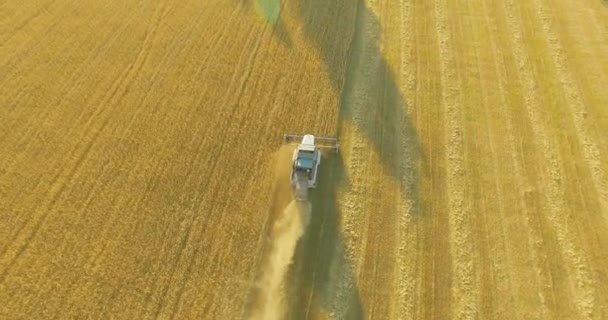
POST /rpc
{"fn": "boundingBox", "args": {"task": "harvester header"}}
[283,133,339,153]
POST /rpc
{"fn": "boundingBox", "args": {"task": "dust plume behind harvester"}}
[283,133,339,201]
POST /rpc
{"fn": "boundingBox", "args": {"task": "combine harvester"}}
[283,133,339,201]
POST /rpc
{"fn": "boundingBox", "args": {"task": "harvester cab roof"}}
[296,150,315,170]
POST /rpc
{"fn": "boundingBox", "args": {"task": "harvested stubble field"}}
[1,0,608,319]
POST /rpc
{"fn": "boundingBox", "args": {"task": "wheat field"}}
[1,0,607,319]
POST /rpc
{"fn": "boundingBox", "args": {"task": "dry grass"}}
[1,0,607,318]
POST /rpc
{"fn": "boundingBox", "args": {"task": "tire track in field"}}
[0,54,137,282]
[503,0,596,317]
[152,10,249,318]
[139,111,233,318]
[190,9,276,315]
[0,0,79,73]
[0,0,92,147]
[152,97,242,318]
[0,15,104,250]
[60,0,176,139]
[0,2,131,278]
[433,0,479,317]
[313,164,362,320]
[162,79,258,317]
[54,6,218,315]
[195,113,252,318]
[223,11,274,111]
[0,0,141,175]
[0,0,102,119]
[0,0,176,284]
[241,26,291,139]
[168,13,271,317]
[157,131,230,317]
[532,0,608,219]
[0,4,134,219]
[0,0,59,44]
[199,9,270,252]
[63,0,174,140]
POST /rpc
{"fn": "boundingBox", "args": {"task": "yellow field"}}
[1,0,607,318]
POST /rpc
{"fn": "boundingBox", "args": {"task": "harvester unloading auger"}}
[283,134,339,201]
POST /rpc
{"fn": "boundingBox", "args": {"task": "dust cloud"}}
[249,199,312,320]
[247,144,312,320]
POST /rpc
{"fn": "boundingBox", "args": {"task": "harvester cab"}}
[283,133,339,200]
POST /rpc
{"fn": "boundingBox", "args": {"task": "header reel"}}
[283,133,340,153]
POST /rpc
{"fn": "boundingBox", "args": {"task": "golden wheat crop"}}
[1,0,607,318]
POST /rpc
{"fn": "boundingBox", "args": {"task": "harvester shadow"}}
[290,0,423,215]
[237,0,423,316]
[285,153,364,319]
[272,18,293,47]
[235,0,423,214]
[281,1,423,316]
[236,0,292,46]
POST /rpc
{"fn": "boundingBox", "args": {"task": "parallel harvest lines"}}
[485,0,553,318]
[0,5,151,258]
[551,0,608,140]
[477,3,522,318]
[0,3,147,282]
[532,0,608,220]
[501,2,575,317]
[349,0,403,317]
[458,1,504,318]
[504,0,596,317]
[411,0,451,319]
[337,0,374,275]
[434,0,479,318]
[395,0,418,318]
[59,6,220,318]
